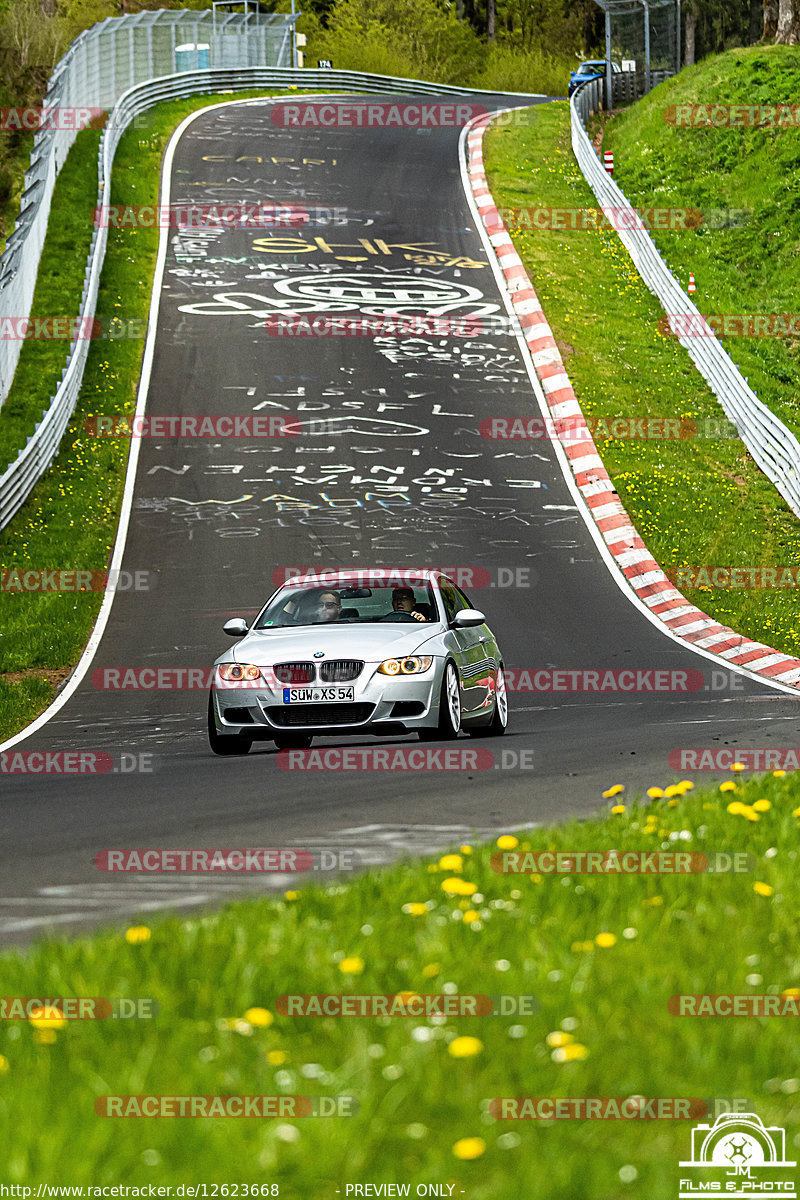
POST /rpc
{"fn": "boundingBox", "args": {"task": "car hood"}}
[227,623,444,665]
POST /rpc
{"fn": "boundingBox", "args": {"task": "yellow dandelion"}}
[611,804,626,814]
[28,1005,67,1031]
[552,1042,589,1062]
[781,987,800,997]
[460,845,473,855]
[422,963,440,978]
[719,782,737,793]
[402,903,429,916]
[731,762,746,772]
[125,925,151,944]
[338,956,365,975]
[0,1054,9,1072]
[773,770,786,778]
[595,932,617,948]
[448,1036,483,1059]
[243,1007,273,1028]
[267,1050,288,1065]
[664,785,683,798]
[441,877,477,896]
[453,1137,486,1160]
[602,784,624,798]
[753,882,773,897]
[284,890,300,901]
[497,835,519,850]
[462,909,479,924]
[646,787,664,799]
[727,801,746,815]
[752,799,771,812]
[546,1031,574,1047]
[439,854,463,872]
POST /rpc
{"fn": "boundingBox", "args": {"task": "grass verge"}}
[0,768,797,1190]
[604,45,800,441]
[484,100,800,660]
[0,127,102,471]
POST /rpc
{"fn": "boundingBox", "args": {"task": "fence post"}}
[605,9,612,111]
[642,0,651,94]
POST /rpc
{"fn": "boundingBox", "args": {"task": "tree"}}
[762,0,779,38]
[0,0,67,71]
[775,0,800,41]
[684,0,697,63]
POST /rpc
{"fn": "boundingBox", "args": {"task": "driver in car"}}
[391,587,427,622]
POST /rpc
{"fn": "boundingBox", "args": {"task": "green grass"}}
[0,88,330,743]
[604,46,800,442]
[0,128,101,473]
[484,99,800,661]
[0,769,797,1189]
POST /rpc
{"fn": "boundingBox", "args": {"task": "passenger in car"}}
[314,590,343,623]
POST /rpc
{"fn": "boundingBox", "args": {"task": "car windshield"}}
[577,62,605,73]
[253,582,439,628]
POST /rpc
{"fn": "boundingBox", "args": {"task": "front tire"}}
[207,694,252,756]
[419,661,461,741]
[482,662,506,734]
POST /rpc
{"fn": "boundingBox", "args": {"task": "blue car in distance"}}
[568,59,622,97]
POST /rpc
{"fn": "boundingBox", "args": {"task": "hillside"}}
[604,44,800,437]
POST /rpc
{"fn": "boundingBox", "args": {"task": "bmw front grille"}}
[320,659,364,683]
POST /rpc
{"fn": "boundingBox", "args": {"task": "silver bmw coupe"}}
[207,569,507,754]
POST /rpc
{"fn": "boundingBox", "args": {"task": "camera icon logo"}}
[681,1112,795,1171]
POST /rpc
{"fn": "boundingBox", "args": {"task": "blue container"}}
[175,43,210,71]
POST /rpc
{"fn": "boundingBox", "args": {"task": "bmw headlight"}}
[217,663,261,682]
[378,656,434,676]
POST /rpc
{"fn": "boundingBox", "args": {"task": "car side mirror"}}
[451,609,486,629]
[223,618,248,637]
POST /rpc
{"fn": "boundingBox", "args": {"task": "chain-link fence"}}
[592,0,679,108]
[0,9,294,407]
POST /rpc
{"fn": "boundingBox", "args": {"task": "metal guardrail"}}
[0,10,295,408]
[0,66,543,529]
[571,79,800,520]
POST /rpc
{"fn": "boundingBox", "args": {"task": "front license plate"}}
[283,687,355,703]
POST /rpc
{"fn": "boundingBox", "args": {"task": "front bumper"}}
[210,661,441,739]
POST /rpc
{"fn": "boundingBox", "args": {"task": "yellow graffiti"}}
[250,236,485,268]
[200,156,337,165]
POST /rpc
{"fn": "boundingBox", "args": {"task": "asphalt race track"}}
[1,94,798,943]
